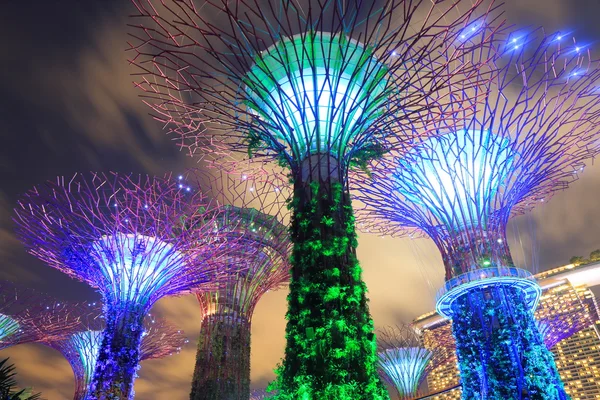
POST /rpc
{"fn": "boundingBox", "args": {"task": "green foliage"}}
[246,129,265,159]
[272,181,388,399]
[452,287,568,400]
[569,256,587,265]
[589,249,600,262]
[349,142,387,177]
[0,358,42,400]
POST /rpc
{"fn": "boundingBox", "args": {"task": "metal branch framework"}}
[14,172,244,400]
[354,30,600,399]
[187,170,291,400]
[355,29,600,277]
[0,280,96,350]
[129,0,500,175]
[44,314,186,400]
[128,0,504,397]
[377,324,449,399]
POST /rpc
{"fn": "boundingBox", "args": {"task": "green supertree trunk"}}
[190,316,251,400]
[452,287,568,400]
[274,174,387,399]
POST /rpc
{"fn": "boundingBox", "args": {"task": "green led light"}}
[245,32,388,159]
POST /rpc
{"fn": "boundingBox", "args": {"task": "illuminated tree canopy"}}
[14,172,245,399]
[0,280,95,351]
[355,29,600,399]
[188,171,291,400]
[356,30,600,278]
[377,324,448,399]
[130,0,500,175]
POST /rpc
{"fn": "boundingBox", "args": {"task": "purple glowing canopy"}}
[14,172,254,399]
[0,280,96,350]
[14,172,241,308]
[355,29,600,280]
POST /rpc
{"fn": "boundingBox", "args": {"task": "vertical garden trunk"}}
[451,287,568,400]
[190,315,251,400]
[89,303,146,400]
[276,160,387,399]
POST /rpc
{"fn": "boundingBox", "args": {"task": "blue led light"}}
[435,267,542,318]
[91,233,184,303]
[378,347,432,397]
[394,129,513,230]
[72,330,104,388]
[0,314,20,341]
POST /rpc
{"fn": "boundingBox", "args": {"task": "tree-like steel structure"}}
[0,280,95,350]
[355,29,600,399]
[377,324,447,399]
[129,1,500,397]
[44,314,187,400]
[187,171,291,400]
[14,172,241,400]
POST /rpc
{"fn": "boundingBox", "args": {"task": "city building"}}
[413,262,600,399]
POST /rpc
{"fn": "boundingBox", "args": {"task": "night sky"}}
[1,1,600,398]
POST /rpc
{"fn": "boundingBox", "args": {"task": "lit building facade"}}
[413,262,600,399]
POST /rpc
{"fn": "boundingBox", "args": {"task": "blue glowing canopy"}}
[91,233,184,304]
[394,129,514,231]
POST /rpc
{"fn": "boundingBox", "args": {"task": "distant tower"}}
[0,280,93,350]
[15,172,240,399]
[45,314,187,400]
[377,324,446,399]
[188,171,290,400]
[355,30,600,398]
[130,0,495,397]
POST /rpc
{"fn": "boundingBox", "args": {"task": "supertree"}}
[354,28,600,399]
[0,280,95,350]
[44,314,187,400]
[129,0,500,397]
[377,324,448,399]
[186,170,291,400]
[14,172,242,399]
